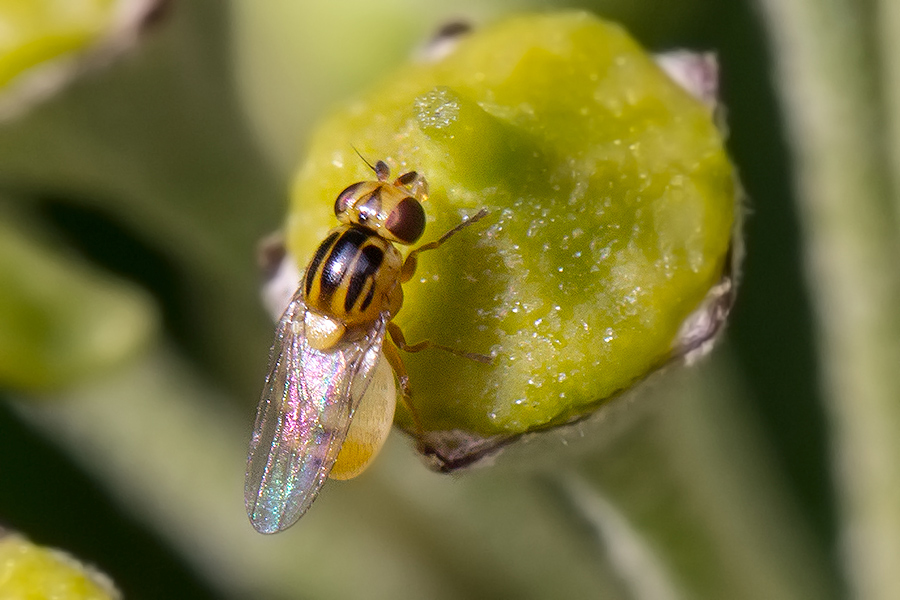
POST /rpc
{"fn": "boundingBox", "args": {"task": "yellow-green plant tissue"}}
[285,12,737,469]
[0,530,120,600]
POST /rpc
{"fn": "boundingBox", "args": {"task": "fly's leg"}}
[395,208,493,362]
[389,208,491,444]
[384,322,490,450]
[382,336,424,439]
[387,322,491,364]
[400,208,488,282]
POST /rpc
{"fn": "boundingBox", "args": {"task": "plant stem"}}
[876,0,900,218]
[755,1,900,598]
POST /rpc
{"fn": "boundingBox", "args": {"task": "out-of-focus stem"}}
[756,1,900,599]
[877,0,900,220]
[556,352,836,600]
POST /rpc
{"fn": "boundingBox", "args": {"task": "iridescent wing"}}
[245,289,386,534]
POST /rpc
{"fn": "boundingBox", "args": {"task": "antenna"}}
[351,146,389,181]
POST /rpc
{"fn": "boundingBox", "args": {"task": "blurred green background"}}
[1,0,894,598]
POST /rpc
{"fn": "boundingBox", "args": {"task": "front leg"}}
[400,209,488,282]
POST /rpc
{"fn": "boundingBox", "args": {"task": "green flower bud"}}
[0,0,166,118]
[286,12,737,468]
[0,529,120,599]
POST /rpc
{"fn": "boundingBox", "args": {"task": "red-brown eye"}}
[334,182,364,216]
[385,197,426,244]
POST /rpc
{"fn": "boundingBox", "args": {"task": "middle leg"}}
[388,321,491,363]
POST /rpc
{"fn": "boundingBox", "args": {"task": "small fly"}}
[245,158,487,534]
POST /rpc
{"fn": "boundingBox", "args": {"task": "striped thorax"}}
[303,225,403,348]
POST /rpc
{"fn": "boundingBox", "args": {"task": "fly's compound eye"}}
[385,197,426,244]
[334,182,364,216]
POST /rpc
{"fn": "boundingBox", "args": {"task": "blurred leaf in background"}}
[2,0,897,599]
[0,527,120,599]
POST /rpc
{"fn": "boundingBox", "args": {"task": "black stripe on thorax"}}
[317,227,371,303]
[305,230,340,297]
[345,243,385,312]
[360,279,377,312]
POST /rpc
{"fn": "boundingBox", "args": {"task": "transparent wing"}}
[245,289,386,534]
